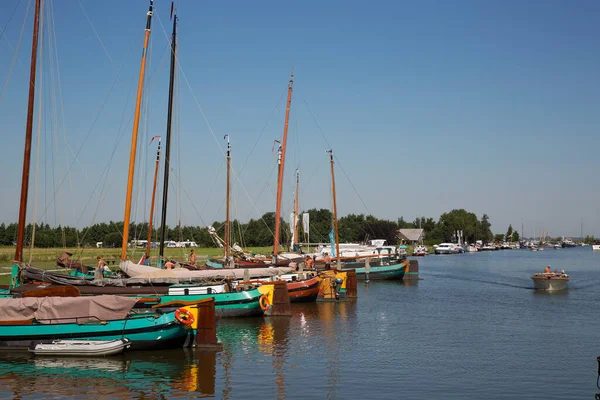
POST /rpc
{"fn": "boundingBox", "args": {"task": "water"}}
[1,247,599,399]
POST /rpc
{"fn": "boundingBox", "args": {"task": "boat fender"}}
[175,308,195,326]
[259,294,271,311]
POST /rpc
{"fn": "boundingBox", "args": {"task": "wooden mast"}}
[145,136,161,259]
[120,1,154,261]
[158,7,177,260]
[293,168,299,249]
[328,150,340,267]
[273,69,294,258]
[224,135,231,261]
[14,0,42,263]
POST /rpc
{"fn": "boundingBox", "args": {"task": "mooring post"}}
[346,269,357,299]
[194,298,223,350]
[267,280,291,316]
[404,259,419,280]
[365,257,371,283]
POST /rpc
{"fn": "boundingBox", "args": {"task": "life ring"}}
[259,295,271,311]
[175,308,195,325]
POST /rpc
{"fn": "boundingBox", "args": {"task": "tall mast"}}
[120,1,154,260]
[14,0,42,263]
[273,69,294,257]
[224,135,231,261]
[158,8,177,259]
[145,136,161,259]
[293,168,299,248]
[328,150,340,267]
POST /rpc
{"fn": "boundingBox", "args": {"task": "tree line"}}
[1,208,573,249]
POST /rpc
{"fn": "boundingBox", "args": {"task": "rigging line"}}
[47,0,60,232]
[0,0,22,41]
[304,99,381,237]
[76,0,119,75]
[0,0,32,106]
[28,0,44,264]
[199,159,225,217]
[240,160,278,237]
[238,87,287,177]
[40,40,168,224]
[155,14,276,236]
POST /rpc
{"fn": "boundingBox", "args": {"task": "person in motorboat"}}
[544,266,551,274]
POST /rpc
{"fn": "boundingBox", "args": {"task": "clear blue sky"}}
[0,0,599,238]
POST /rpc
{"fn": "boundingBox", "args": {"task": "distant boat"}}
[465,244,478,253]
[531,272,569,291]
[434,243,463,255]
[592,241,600,251]
[412,245,428,256]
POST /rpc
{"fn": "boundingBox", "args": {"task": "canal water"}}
[0,247,599,399]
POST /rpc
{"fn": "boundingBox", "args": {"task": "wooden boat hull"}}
[0,312,189,351]
[286,276,321,302]
[13,285,265,319]
[340,260,407,280]
[531,274,569,291]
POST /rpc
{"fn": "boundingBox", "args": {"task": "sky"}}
[0,0,599,238]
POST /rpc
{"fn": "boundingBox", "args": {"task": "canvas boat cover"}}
[0,295,139,323]
[120,260,292,281]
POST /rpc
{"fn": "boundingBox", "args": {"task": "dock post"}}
[194,298,223,350]
[346,269,357,299]
[267,281,291,316]
[403,259,419,280]
[365,257,370,283]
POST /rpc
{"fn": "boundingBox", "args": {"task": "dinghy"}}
[29,338,131,356]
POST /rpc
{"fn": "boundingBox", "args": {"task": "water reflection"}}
[0,348,218,399]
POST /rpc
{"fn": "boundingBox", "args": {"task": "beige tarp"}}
[120,260,292,280]
[0,295,139,324]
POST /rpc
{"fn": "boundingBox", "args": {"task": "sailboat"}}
[6,2,270,319]
[320,150,409,280]
[0,0,194,350]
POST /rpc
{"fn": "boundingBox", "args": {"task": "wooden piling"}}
[194,298,223,350]
[345,270,357,299]
[267,281,291,316]
[403,259,419,280]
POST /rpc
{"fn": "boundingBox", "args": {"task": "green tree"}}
[512,231,520,242]
[584,235,596,245]
[505,225,514,241]
[103,232,122,248]
[480,214,493,243]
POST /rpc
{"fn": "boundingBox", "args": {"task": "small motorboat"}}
[29,338,131,356]
[531,271,570,291]
[412,245,428,257]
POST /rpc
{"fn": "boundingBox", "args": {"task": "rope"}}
[28,0,45,264]
[155,14,277,238]
[304,99,381,240]
[0,0,22,41]
[0,0,32,106]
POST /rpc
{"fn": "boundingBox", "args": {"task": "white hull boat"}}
[30,338,131,356]
[531,273,569,291]
[434,243,463,255]
[593,245,600,251]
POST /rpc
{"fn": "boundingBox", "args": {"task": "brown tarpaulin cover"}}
[0,295,139,324]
